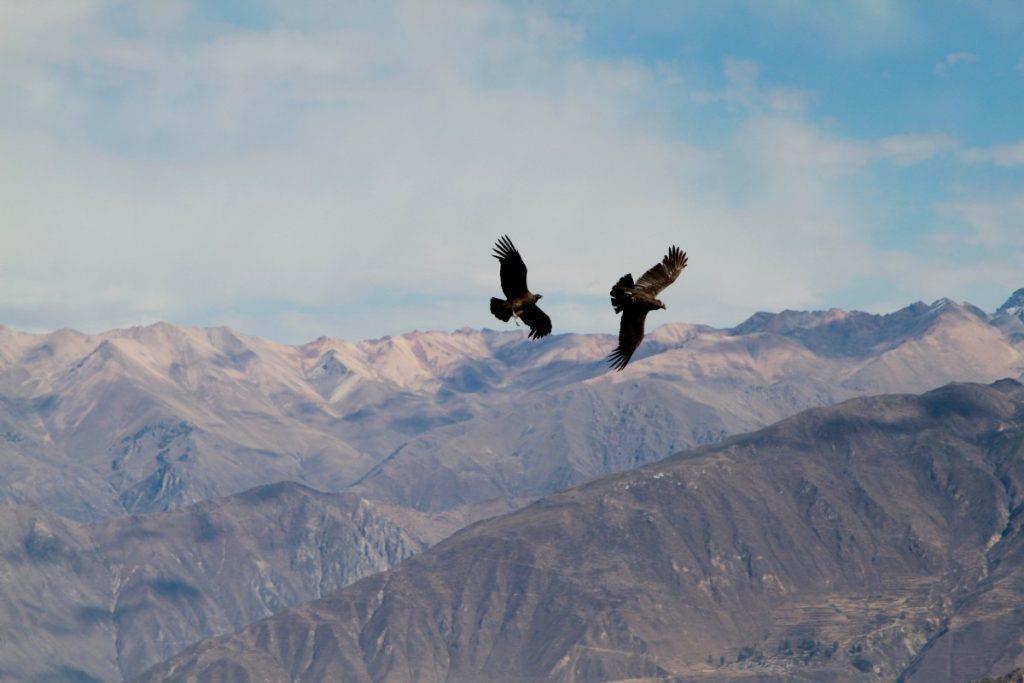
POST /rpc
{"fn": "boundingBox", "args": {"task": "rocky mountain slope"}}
[2,295,1023,522]
[139,380,1024,682]
[0,483,425,682]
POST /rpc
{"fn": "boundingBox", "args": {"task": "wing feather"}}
[606,306,647,371]
[635,245,687,296]
[519,302,552,340]
[492,235,529,300]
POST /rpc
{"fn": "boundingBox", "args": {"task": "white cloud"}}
[875,133,958,165]
[943,196,1024,249]
[692,58,817,115]
[934,51,980,75]
[0,2,996,341]
[962,140,1024,166]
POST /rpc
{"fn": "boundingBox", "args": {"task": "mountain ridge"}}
[2,293,1024,679]
[1,294,1023,521]
[136,379,1024,682]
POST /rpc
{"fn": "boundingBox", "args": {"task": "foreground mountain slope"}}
[904,480,1024,681]
[973,670,1024,683]
[0,483,425,682]
[140,380,1024,682]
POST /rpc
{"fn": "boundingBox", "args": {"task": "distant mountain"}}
[995,288,1024,319]
[993,288,1024,343]
[353,297,1024,511]
[138,380,1024,682]
[0,483,425,682]
[2,295,1022,522]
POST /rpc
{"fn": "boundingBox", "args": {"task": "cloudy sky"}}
[2,1,1024,342]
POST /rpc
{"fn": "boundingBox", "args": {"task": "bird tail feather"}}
[490,297,513,322]
[609,274,634,313]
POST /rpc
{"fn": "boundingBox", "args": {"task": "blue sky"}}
[1,1,1023,342]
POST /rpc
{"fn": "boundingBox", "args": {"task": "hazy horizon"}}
[2,288,1021,345]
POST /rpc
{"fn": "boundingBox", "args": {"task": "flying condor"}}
[607,245,688,371]
[489,235,552,340]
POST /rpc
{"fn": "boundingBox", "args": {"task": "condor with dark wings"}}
[607,245,688,371]
[489,235,552,340]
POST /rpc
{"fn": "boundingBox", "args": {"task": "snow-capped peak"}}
[995,288,1024,319]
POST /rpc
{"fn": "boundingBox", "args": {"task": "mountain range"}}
[138,379,1024,682]
[2,290,1024,680]
[2,292,1023,524]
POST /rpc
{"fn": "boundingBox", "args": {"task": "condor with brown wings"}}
[489,235,552,340]
[607,245,688,371]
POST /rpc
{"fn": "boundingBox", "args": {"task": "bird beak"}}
[537,294,543,300]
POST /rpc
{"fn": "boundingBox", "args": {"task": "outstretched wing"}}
[606,306,647,371]
[635,245,687,296]
[492,235,529,300]
[519,302,552,340]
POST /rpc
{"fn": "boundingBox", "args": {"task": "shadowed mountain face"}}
[2,295,1023,522]
[0,483,426,682]
[139,380,1024,682]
